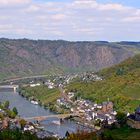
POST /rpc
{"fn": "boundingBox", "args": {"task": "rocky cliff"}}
[0,38,139,79]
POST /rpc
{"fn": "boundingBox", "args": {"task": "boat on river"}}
[31,100,39,105]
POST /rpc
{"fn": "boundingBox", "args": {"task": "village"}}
[0,100,60,139]
[56,91,117,127]
[28,72,103,89]
[1,72,140,139]
[27,72,140,130]
[27,73,117,127]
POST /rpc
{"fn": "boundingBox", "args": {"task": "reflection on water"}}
[0,88,14,92]
[41,119,84,136]
[0,91,82,137]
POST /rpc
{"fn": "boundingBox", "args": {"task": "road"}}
[0,75,50,84]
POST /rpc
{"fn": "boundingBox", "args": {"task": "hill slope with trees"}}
[1,38,140,80]
[66,54,140,112]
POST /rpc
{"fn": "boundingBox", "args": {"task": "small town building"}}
[102,101,113,112]
[127,105,140,129]
[135,106,140,121]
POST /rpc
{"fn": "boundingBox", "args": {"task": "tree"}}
[65,131,70,137]
[116,68,125,76]
[95,119,101,126]
[116,112,127,125]
[65,129,97,140]
[42,81,45,85]
[12,107,18,115]
[6,110,16,119]
[19,119,27,130]
[0,112,4,119]
[3,101,9,109]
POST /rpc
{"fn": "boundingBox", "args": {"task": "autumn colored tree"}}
[65,129,97,140]
[19,119,27,130]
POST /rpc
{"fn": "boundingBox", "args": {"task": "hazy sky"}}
[0,0,139,41]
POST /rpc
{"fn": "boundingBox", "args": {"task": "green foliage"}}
[65,130,97,140]
[0,101,18,119]
[12,107,18,115]
[116,68,125,76]
[94,119,101,127]
[19,119,27,130]
[0,112,4,119]
[0,128,57,140]
[99,54,140,78]
[6,110,16,119]
[116,112,127,125]
[0,129,38,140]
[20,85,60,107]
[66,54,140,112]
[102,126,140,140]
[3,101,10,109]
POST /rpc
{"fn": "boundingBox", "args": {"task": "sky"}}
[0,0,139,41]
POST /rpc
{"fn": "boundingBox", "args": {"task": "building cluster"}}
[0,106,34,132]
[79,72,103,81]
[0,108,18,130]
[27,72,103,92]
[44,80,55,89]
[24,123,58,138]
[29,80,55,89]
[56,92,117,126]
[0,107,58,139]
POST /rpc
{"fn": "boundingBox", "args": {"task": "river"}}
[0,89,84,137]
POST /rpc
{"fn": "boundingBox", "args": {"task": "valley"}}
[1,39,140,80]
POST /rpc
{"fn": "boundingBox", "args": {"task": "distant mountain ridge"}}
[0,38,140,80]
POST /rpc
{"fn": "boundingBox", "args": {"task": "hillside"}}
[20,85,60,106]
[0,38,140,80]
[66,54,140,112]
[99,54,140,77]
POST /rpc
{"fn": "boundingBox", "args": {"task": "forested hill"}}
[66,54,140,112]
[99,54,140,78]
[0,38,140,80]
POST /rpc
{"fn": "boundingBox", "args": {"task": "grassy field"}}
[103,126,140,140]
[20,85,60,105]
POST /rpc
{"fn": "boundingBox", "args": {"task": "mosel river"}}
[0,89,84,137]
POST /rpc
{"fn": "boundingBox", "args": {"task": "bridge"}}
[0,85,19,93]
[24,113,81,121]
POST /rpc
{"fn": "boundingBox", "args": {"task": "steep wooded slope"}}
[66,54,140,112]
[0,38,139,80]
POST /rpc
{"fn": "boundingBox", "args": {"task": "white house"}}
[30,83,40,87]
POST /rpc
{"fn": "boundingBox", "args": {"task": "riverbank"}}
[0,90,85,138]
[19,86,102,131]
[19,88,88,124]
[3,88,137,140]
[19,85,60,104]
[18,87,98,135]
[19,86,72,114]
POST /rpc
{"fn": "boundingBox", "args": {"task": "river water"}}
[0,89,84,137]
